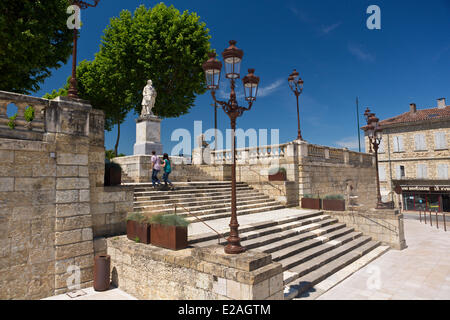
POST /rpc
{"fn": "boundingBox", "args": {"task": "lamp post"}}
[67,0,100,99]
[202,41,260,254]
[364,108,385,209]
[288,69,304,141]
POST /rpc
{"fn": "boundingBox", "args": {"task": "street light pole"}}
[288,69,304,141]
[203,42,260,254]
[67,0,100,99]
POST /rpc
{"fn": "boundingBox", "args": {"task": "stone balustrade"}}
[210,143,289,165]
[0,91,47,140]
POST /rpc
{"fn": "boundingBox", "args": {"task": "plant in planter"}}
[322,194,346,211]
[268,166,287,181]
[104,159,122,186]
[149,214,190,250]
[301,194,321,210]
[126,212,151,244]
[7,114,17,130]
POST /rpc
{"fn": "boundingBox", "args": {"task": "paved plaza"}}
[318,216,450,300]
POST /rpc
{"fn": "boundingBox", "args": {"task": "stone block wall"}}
[326,209,407,250]
[107,238,284,300]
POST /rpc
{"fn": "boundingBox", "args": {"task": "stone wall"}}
[0,91,133,299]
[107,237,284,300]
[326,209,407,250]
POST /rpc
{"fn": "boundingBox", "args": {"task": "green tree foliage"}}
[0,0,73,93]
[46,3,212,155]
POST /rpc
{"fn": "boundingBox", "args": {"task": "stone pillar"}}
[46,96,95,295]
[134,115,163,155]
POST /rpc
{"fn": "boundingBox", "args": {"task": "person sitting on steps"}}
[151,150,161,188]
[161,153,174,189]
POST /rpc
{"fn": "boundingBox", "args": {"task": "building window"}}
[435,132,447,150]
[378,140,385,153]
[396,165,406,179]
[414,134,427,151]
[437,164,449,180]
[393,136,404,152]
[417,164,428,179]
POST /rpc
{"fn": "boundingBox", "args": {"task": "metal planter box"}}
[268,171,286,181]
[127,220,151,244]
[151,224,188,250]
[301,198,321,210]
[322,199,346,211]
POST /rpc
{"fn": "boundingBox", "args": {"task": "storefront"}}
[394,181,450,212]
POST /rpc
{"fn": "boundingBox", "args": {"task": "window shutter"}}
[438,164,448,179]
[435,132,447,149]
[414,135,420,150]
[393,137,399,152]
[396,165,402,179]
[378,140,385,153]
[379,165,386,181]
[398,136,404,151]
[417,164,428,179]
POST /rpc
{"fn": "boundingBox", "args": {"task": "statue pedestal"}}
[133,115,163,155]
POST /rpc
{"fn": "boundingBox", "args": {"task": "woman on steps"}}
[161,153,174,189]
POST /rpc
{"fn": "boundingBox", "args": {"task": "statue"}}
[141,80,157,117]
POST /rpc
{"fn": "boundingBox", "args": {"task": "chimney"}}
[410,103,417,113]
[437,98,446,109]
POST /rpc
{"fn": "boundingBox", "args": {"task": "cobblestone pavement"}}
[318,217,450,300]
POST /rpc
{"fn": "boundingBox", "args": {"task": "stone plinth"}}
[134,115,163,155]
[107,239,284,300]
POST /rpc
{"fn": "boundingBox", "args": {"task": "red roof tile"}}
[379,105,450,127]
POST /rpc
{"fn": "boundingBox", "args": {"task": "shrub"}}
[268,167,286,175]
[149,214,190,227]
[324,194,345,200]
[302,194,315,199]
[126,212,146,223]
[8,114,17,129]
[24,106,35,122]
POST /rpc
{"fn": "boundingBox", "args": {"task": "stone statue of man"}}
[141,80,157,117]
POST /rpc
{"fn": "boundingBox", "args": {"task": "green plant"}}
[149,214,190,227]
[24,106,35,122]
[126,212,146,223]
[323,194,345,200]
[105,149,125,161]
[8,114,17,129]
[134,236,141,243]
[302,194,315,199]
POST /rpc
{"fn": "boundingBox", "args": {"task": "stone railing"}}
[0,91,47,140]
[211,143,289,165]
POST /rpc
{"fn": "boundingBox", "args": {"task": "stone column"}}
[46,96,95,295]
[133,115,163,155]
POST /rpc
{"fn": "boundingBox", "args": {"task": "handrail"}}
[247,166,286,195]
[174,203,228,244]
[353,211,399,235]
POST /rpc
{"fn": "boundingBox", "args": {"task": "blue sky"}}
[34,0,450,155]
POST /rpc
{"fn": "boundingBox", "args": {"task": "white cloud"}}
[321,22,342,35]
[258,79,284,98]
[348,44,375,62]
[335,136,361,150]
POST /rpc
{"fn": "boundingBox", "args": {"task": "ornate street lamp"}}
[67,0,100,99]
[364,108,387,209]
[288,69,304,140]
[202,41,260,254]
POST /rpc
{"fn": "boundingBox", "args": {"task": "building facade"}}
[365,98,450,212]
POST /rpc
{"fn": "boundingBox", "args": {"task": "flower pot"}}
[127,220,151,244]
[151,224,188,250]
[268,171,286,181]
[322,199,346,211]
[94,255,110,292]
[301,198,321,210]
[135,222,151,244]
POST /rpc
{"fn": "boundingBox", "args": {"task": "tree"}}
[0,0,73,93]
[46,3,212,155]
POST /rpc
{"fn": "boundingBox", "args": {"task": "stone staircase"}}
[129,181,285,223]
[188,209,389,300]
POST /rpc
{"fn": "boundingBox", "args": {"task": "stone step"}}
[283,235,372,285]
[278,232,366,272]
[270,226,354,262]
[192,214,333,248]
[285,240,381,299]
[188,211,324,244]
[134,189,262,202]
[258,225,354,255]
[184,203,287,223]
[134,186,254,197]
[134,193,270,208]
[133,182,248,191]
[134,197,275,212]
[135,199,281,216]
